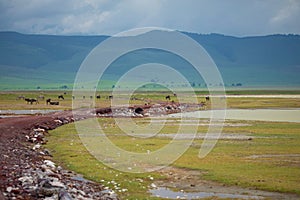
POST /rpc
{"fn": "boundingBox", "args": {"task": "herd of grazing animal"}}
[18,94,67,106]
[17,92,210,109]
[17,93,110,106]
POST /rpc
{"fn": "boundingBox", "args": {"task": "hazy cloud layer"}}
[0,0,299,36]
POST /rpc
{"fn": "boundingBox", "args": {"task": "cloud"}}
[0,0,299,36]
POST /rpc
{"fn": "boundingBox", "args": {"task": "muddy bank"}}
[153,167,300,200]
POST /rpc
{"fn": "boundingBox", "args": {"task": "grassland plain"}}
[1,90,300,110]
[46,117,300,199]
[2,90,300,199]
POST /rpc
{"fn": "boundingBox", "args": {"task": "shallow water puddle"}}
[150,187,263,199]
[169,109,300,123]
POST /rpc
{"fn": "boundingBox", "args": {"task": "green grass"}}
[1,90,300,110]
[46,118,300,199]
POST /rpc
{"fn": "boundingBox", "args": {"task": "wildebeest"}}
[173,93,177,97]
[95,108,112,115]
[46,98,59,105]
[58,95,64,100]
[25,98,39,104]
[134,107,144,115]
[108,95,113,100]
[49,101,59,105]
[46,98,51,105]
[83,96,85,99]
[90,96,93,99]
[96,95,101,99]
[205,96,210,101]
[165,95,171,100]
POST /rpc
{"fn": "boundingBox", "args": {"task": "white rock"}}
[77,190,86,196]
[150,183,157,188]
[44,160,55,169]
[33,144,41,150]
[50,181,65,188]
[70,188,77,193]
[34,128,45,132]
[18,176,33,184]
[6,186,12,193]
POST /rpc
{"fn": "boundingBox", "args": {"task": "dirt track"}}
[0,110,120,199]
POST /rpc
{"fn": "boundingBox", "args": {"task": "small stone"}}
[58,190,73,200]
[77,190,86,196]
[70,188,77,193]
[18,176,33,185]
[150,183,157,188]
[50,181,65,188]
[44,160,55,169]
[33,144,41,150]
[6,186,13,193]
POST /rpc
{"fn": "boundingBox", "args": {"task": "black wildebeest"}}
[58,95,64,100]
[25,98,38,104]
[134,107,144,115]
[46,98,51,105]
[165,95,171,100]
[108,95,113,100]
[49,101,59,105]
[205,96,210,101]
[96,95,101,99]
[95,108,112,115]
[46,98,59,105]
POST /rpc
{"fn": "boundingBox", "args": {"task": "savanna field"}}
[1,90,299,199]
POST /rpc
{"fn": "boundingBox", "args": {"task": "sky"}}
[0,0,299,36]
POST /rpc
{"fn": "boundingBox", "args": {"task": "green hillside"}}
[1,31,300,90]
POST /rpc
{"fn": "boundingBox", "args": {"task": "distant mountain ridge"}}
[0,31,300,90]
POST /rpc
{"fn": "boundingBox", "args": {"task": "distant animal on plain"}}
[108,95,113,100]
[46,98,51,105]
[205,96,210,101]
[58,95,64,100]
[165,95,171,100]
[25,98,38,104]
[46,98,59,105]
[49,101,59,105]
[96,95,101,99]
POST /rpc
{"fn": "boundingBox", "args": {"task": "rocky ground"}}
[0,102,188,200]
[0,109,121,200]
